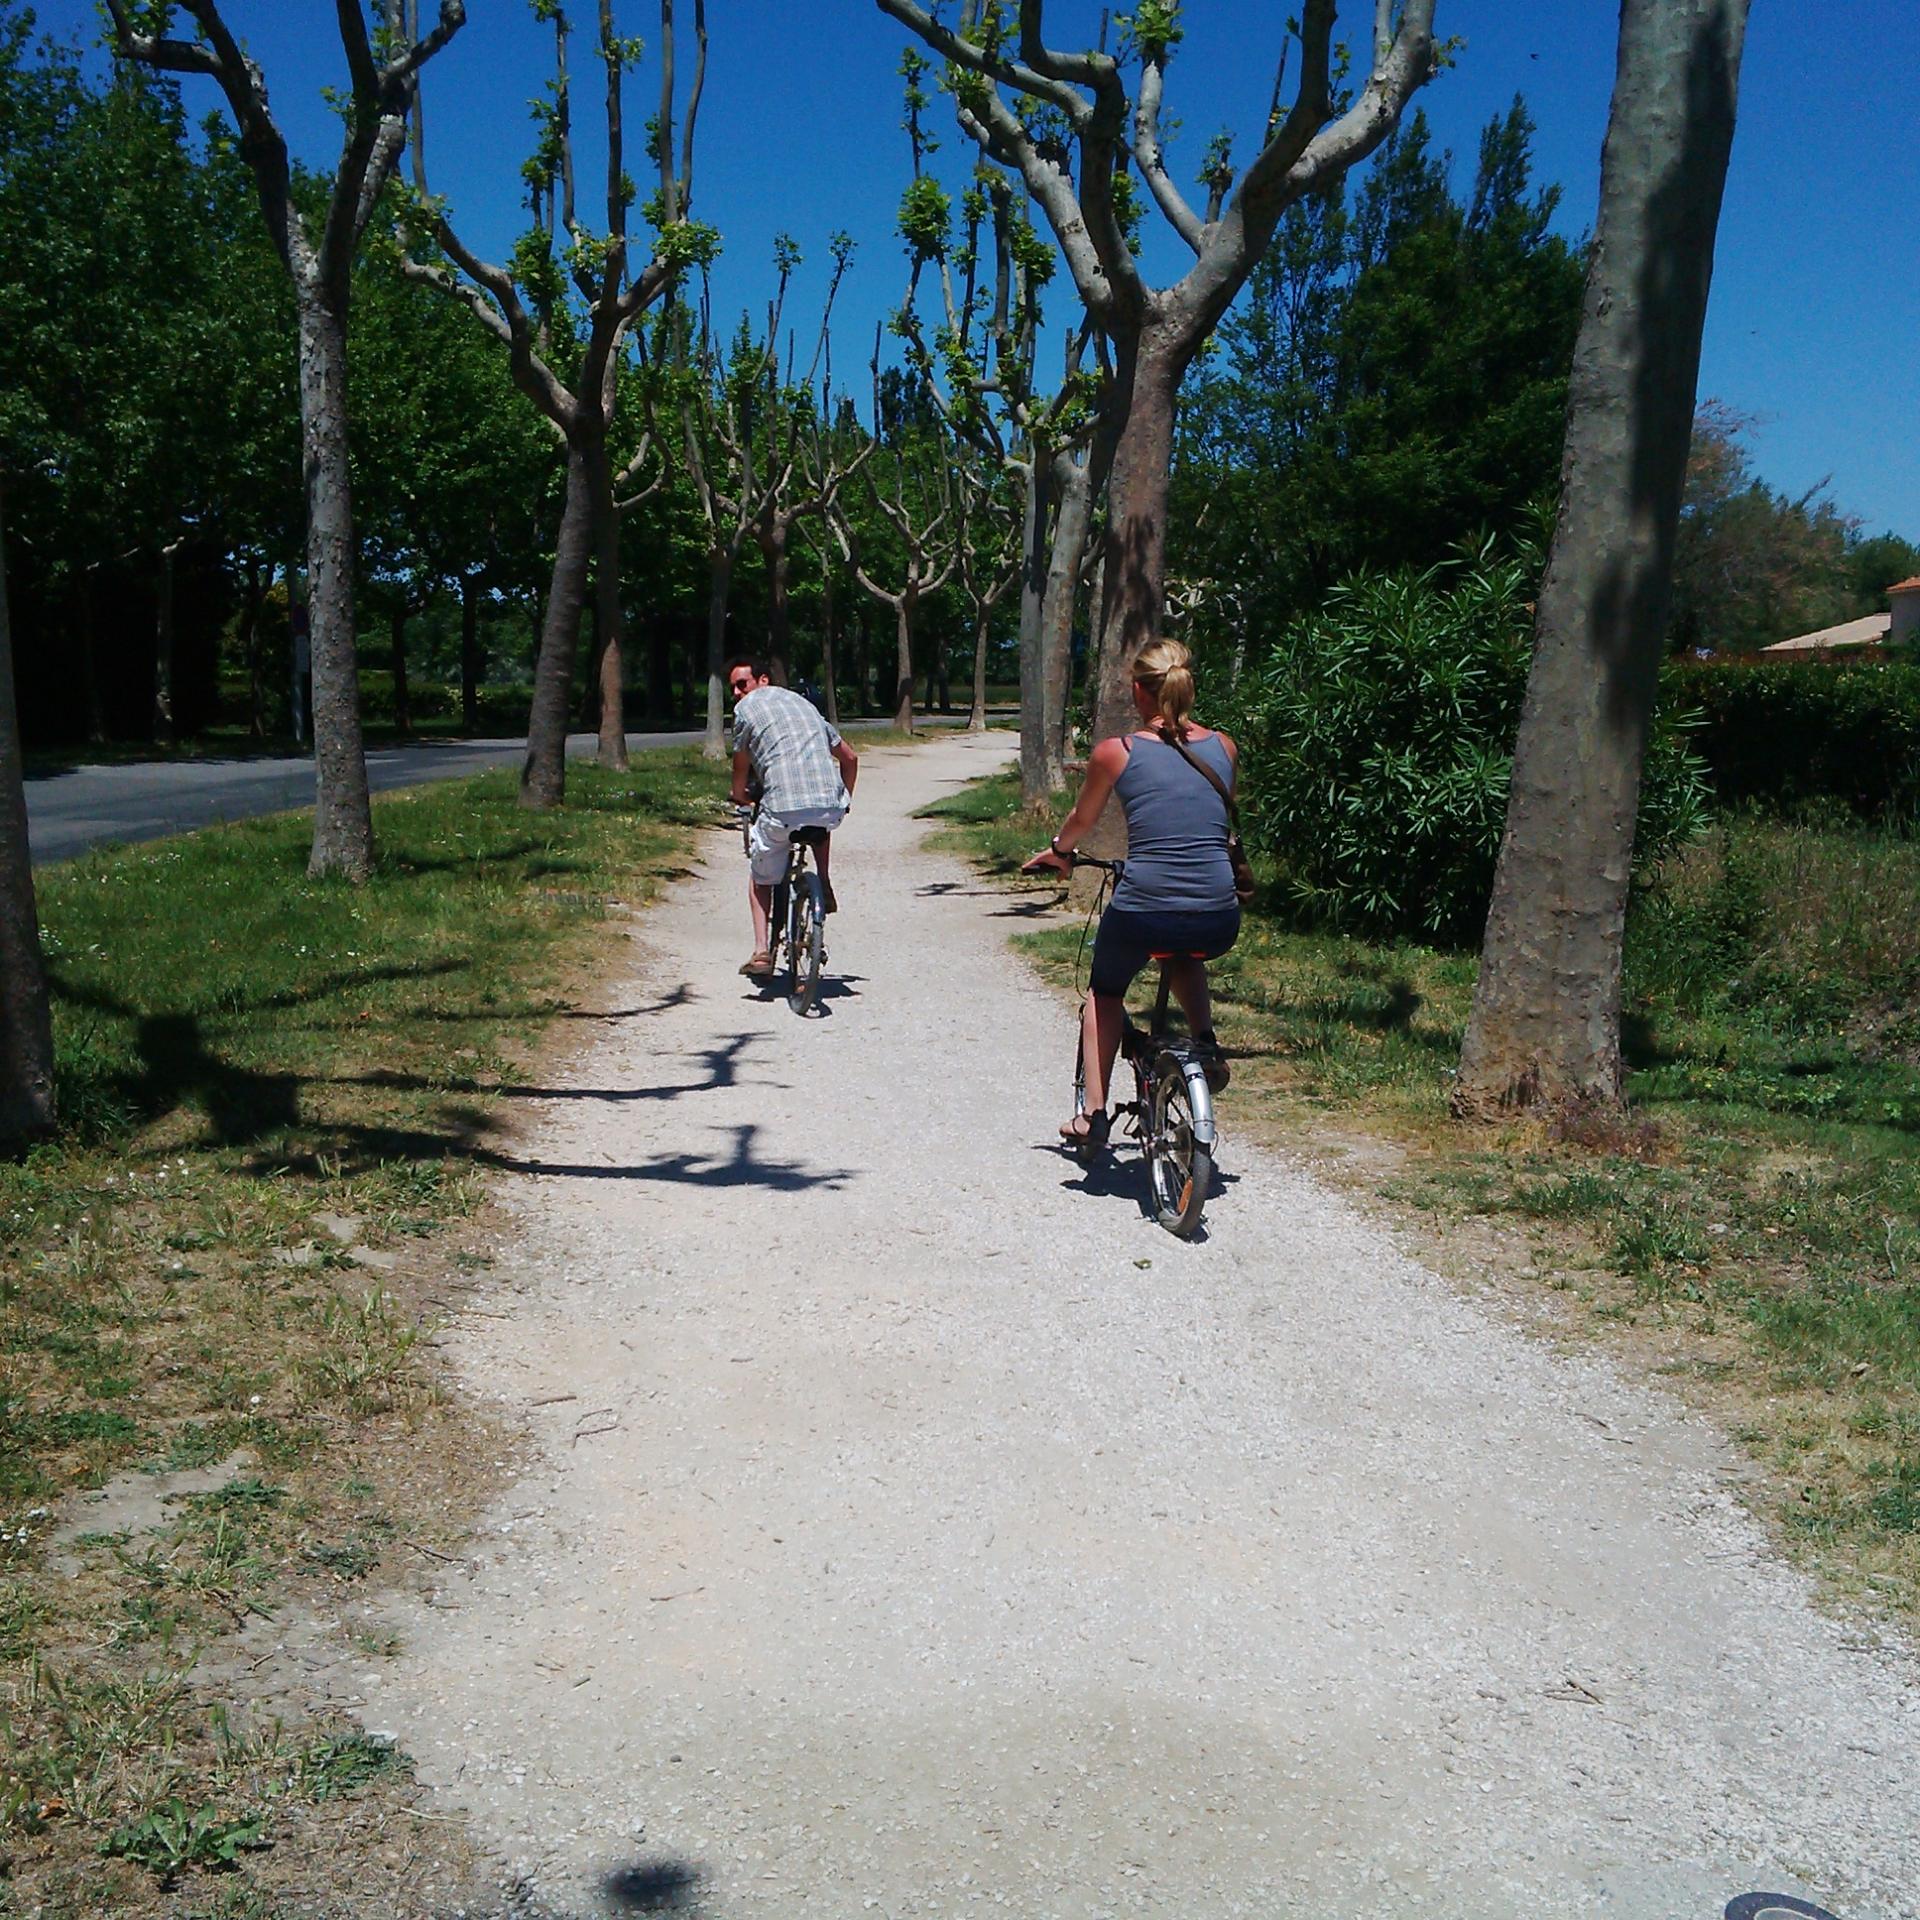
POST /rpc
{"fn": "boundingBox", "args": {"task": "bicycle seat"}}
[791,826,831,849]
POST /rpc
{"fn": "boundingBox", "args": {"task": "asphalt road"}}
[22,719,953,865]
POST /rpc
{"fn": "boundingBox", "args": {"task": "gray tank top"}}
[1110,731,1237,915]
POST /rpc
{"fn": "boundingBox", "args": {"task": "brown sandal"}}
[738,951,774,977]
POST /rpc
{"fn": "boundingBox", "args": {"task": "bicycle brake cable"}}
[1072,864,1112,997]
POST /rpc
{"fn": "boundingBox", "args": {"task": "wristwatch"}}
[1050,836,1070,860]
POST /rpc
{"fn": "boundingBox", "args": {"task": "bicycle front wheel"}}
[788,871,825,1015]
[1146,1058,1211,1237]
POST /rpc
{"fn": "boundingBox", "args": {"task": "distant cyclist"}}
[727,655,858,978]
[1022,638,1240,1144]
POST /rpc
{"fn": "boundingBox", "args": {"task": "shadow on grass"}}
[50,958,473,1148]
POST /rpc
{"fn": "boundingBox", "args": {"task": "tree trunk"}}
[522,434,598,809]
[460,572,481,734]
[0,479,56,1151]
[764,530,793,687]
[1093,334,1183,749]
[389,602,412,736]
[1455,0,1750,1116]
[702,546,734,760]
[968,605,990,731]
[820,556,841,726]
[594,469,628,769]
[297,295,375,877]
[1016,458,1054,801]
[153,538,179,747]
[241,560,268,739]
[1044,451,1097,783]
[893,593,915,733]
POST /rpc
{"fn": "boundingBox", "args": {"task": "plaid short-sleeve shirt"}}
[731,686,847,816]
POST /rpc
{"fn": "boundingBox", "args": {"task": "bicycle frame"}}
[1067,852,1219,1236]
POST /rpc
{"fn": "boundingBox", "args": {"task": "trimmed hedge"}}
[1674,658,1920,819]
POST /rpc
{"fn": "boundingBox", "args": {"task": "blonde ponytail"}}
[1131,638,1197,738]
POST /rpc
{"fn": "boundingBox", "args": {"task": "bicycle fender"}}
[1155,1049,1216,1149]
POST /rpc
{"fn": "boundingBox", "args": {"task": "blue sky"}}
[27,0,1920,538]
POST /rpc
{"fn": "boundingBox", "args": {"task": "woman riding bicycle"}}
[1023,637,1242,1146]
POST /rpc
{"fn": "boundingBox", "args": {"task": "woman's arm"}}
[1020,736,1130,874]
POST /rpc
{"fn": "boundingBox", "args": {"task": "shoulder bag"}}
[1161,731,1256,905]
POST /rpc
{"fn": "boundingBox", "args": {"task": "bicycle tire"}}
[766,877,790,982]
[788,871,825,1016]
[1147,1058,1210,1236]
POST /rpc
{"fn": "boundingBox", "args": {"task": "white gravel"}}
[371,731,1920,1920]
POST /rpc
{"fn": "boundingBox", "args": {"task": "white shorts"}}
[747,805,846,885]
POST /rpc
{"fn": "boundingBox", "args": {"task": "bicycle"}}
[737,803,829,1017]
[1063,852,1220,1239]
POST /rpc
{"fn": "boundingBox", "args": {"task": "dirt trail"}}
[371,732,1919,1920]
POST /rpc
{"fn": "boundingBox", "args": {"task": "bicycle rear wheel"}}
[1146,1057,1211,1236]
[787,869,825,1015]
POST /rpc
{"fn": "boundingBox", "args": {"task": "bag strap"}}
[1157,729,1239,827]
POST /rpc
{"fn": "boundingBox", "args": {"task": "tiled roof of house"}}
[1887,576,1920,592]
[1762,612,1891,654]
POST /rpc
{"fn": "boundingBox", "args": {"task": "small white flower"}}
[249,1394,263,1407]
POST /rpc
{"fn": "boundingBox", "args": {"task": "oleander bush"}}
[1233,537,1711,942]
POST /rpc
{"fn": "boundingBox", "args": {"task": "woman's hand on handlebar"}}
[1021,846,1072,877]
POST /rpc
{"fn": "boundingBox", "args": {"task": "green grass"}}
[1,748,724,1915]
[927,771,1920,1613]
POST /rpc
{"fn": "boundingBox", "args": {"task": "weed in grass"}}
[301,1539,378,1581]
[296,1732,410,1803]
[102,1797,269,1881]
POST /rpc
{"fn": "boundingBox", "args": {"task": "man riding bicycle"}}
[726,655,858,978]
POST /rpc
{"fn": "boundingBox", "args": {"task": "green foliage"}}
[1235,537,1711,941]
[1173,102,1584,666]
[1116,2,1185,64]
[1675,659,1920,819]
[103,1798,269,1879]
[898,174,952,263]
[297,1732,411,1803]
[1670,404,1867,655]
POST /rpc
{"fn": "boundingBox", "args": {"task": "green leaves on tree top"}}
[1116,1,1184,65]
[898,175,952,264]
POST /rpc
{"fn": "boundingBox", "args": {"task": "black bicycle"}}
[739,805,828,1017]
[1065,853,1220,1238]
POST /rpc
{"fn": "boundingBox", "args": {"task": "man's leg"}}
[816,834,836,914]
[749,879,773,953]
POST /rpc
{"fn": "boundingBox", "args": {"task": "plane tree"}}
[1455,0,1752,1113]
[401,0,714,804]
[106,0,467,877]
[876,0,1441,752]
[827,389,962,735]
[892,53,1105,798]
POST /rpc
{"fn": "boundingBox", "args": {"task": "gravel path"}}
[372,732,1919,1920]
